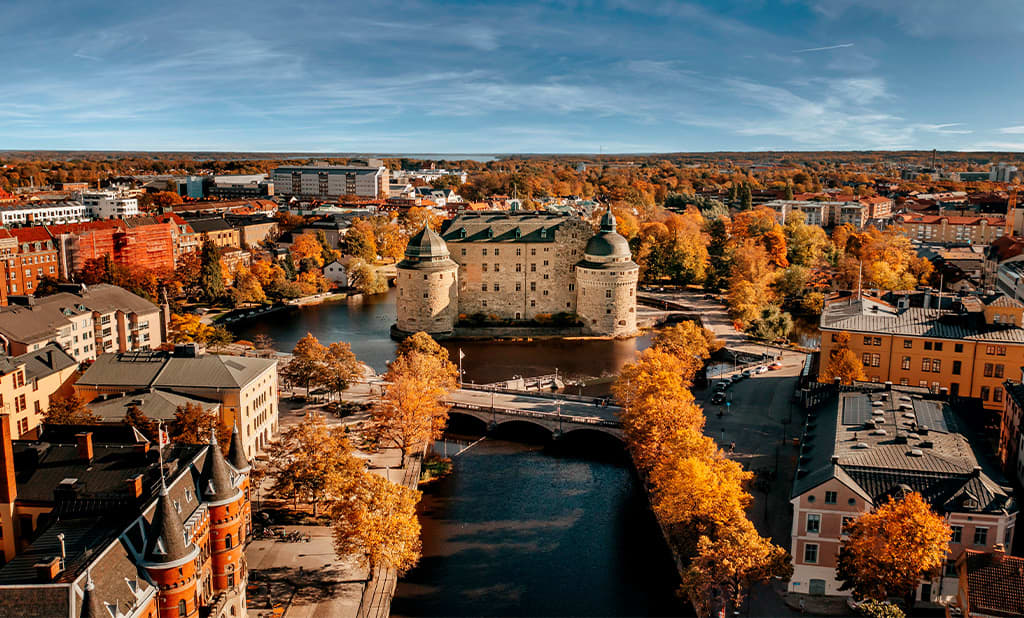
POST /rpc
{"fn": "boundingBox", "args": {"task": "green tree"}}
[198,240,225,303]
[704,216,731,291]
[745,305,793,341]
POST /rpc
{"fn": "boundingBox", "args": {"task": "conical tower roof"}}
[80,571,106,618]
[403,225,449,260]
[199,429,241,505]
[227,424,250,472]
[585,210,631,260]
[143,482,194,565]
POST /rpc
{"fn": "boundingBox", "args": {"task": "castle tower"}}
[394,225,459,337]
[141,477,201,618]
[575,210,639,336]
[199,431,247,610]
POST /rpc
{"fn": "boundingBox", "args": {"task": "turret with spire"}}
[199,428,240,505]
[80,570,106,618]
[226,423,250,473]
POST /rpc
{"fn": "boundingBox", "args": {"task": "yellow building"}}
[820,291,1024,411]
[0,343,78,438]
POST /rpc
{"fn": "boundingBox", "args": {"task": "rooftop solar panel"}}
[841,394,872,426]
[912,399,950,434]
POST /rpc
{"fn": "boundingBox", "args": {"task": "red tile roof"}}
[8,226,53,243]
[964,551,1024,617]
[896,213,1005,225]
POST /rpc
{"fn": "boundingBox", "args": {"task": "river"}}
[229,290,683,615]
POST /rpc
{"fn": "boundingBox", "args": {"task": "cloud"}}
[999,126,1024,134]
[915,123,972,135]
[793,43,854,53]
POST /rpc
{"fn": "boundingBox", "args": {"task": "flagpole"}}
[458,348,464,386]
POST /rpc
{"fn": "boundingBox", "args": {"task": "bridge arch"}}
[560,426,625,443]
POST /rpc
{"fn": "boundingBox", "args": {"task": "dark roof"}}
[142,483,194,564]
[227,424,250,471]
[77,351,276,391]
[964,551,1024,617]
[186,217,234,233]
[791,385,1016,517]
[403,225,449,260]
[438,211,575,244]
[199,432,240,503]
[13,343,77,381]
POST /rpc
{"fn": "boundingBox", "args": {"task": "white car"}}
[754,365,768,374]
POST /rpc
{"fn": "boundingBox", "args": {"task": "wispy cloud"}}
[793,42,854,53]
[999,125,1024,134]
[916,123,972,135]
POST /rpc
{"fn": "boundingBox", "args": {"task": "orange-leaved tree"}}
[820,331,866,385]
[332,471,422,574]
[837,491,951,605]
[649,321,723,385]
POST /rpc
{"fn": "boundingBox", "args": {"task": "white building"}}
[990,162,1020,183]
[324,260,348,284]
[0,201,88,226]
[81,191,139,219]
[271,162,390,200]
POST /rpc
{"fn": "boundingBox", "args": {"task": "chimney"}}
[972,465,982,478]
[76,432,93,462]
[33,557,62,581]
[125,474,144,499]
[0,415,15,504]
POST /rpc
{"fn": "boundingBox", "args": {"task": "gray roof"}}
[88,389,220,423]
[439,211,575,244]
[13,343,77,381]
[821,295,1024,343]
[186,217,235,233]
[227,424,250,471]
[403,225,449,260]
[792,384,1016,516]
[77,351,276,391]
[143,484,195,564]
[199,432,240,503]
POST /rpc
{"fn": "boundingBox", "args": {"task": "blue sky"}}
[4,0,1024,153]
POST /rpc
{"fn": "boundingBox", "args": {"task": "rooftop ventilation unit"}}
[855,442,870,449]
[909,449,924,457]
[870,429,888,436]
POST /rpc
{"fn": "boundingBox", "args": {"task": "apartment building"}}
[0,201,87,226]
[860,196,893,220]
[0,344,77,438]
[790,383,1016,605]
[187,216,241,248]
[75,344,278,457]
[80,190,139,219]
[4,227,59,296]
[0,283,162,363]
[271,161,390,200]
[0,422,251,616]
[763,200,867,228]
[948,550,1024,617]
[894,214,1005,245]
[819,291,1024,411]
[49,217,177,277]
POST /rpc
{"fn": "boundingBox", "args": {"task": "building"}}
[208,174,274,200]
[0,283,163,363]
[948,549,1024,617]
[0,343,77,438]
[819,290,1024,411]
[0,421,251,616]
[990,162,1020,183]
[763,200,848,228]
[186,217,241,248]
[0,201,87,226]
[271,162,390,200]
[790,383,1017,604]
[224,214,279,248]
[80,190,139,219]
[324,259,348,284]
[951,171,992,183]
[394,211,638,337]
[48,218,177,277]
[5,227,60,296]
[893,214,1005,245]
[860,196,893,220]
[74,345,278,458]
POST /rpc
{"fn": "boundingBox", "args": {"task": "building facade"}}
[0,201,87,226]
[819,291,1024,411]
[394,211,638,337]
[271,163,389,200]
[0,343,77,438]
[894,214,1006,245]
[790,384,1017,606]
[81,190,139,219]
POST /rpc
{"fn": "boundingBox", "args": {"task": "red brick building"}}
[49,218,176,277]
[5,227,59,296]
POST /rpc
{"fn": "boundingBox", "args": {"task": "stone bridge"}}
[444,387,624,441]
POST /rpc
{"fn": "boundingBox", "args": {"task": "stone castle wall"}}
[576,265,639,336]
[395,263,458,334]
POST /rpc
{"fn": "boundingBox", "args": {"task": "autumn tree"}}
[784,219,828,267]
[45,393,100,424]
[230,264,267,307]
[170,403,229,451]
[280,333,328,394]
[123,404,157,441]
[269,412,364,515]
[322,341,363,399]
[837,491,951,606]
[332,471,422,574]
[150,191,183,209]
[820,331,866,385]
[290,233,325,272]
[745,305,793,341]
[169,314,234,347]
[348,259,388,295]
[649,321,722,383]
[343,219,378,261]
[198,240,225,303]
[371,333,458,465]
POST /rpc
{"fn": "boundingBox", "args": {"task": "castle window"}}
[543,290,548,296]
[494,264,500,272]
[516,264,521,272]
[482,248,488,256]
[461,248,466,256]
[531,248,536,256]
[530,282,536,291]
[494,248,500,256]
[423,274,427,280]
[543,260,549,266]
[494,284,500,292]
[516,312,521,319]
[482,284,487,291]
[543,274,549,280]
[606,290,612,298]
[516,282,521,291]
[178,600,187,617]
[530,300,536,307]
[482,300,488,307]
[423,293,428,298]
[482,264,488,272]
[606,308,611,314]
[530,264,536,272]
[516,248,522,256]
[225,533,232,549]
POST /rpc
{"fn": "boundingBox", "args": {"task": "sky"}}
[4,0,1024,153]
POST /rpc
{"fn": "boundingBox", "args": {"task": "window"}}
[515,282,521,292]
[225,534,232,549]
[934,342,943,351]
[494,248,500,256]
[953,360,961,375]
[515,264,521,272]
[995,364,1005,378]
[494,284,500,292]
[984,363,993,377]
[932,359,941,373]
[530,248,536,256]
[981,386,990,401]
[806,513,821,534]
[901,356,910,370]
[530,263,536,272]
[482,248,488,256]
[516,248,521,256]
[824,491,837,504]
[178,600,187,617]
[863,353,872,366]
[841,516,854,532]
[924,341,933,350]
[922,358,931,372]
[995,387,1003,403]
[804,543,819,564]
[904,339,913,349]
[606,289,612,298]
[481,284,487,292]
[482,264,488,272]
[530,300,536,307]
[974,527,988,546]
[863,336,871,346]
[461,248,466,256]
[871,354,880,367]
[543,260,549,266]
[955,343,963,353]
[530,282,536,291]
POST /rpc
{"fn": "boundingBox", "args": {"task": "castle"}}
[394,210,638,338]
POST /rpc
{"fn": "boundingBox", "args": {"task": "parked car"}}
[754,365,768,374]
[769,361,783,370]
[711,392,727,405]
[742,369,753,378]
[714,382,729,392]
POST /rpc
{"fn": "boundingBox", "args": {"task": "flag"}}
[459,349,466,360]
[159,426,170,448]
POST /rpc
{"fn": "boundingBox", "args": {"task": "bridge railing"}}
[460,383,614,406]
[444,399,622,429]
